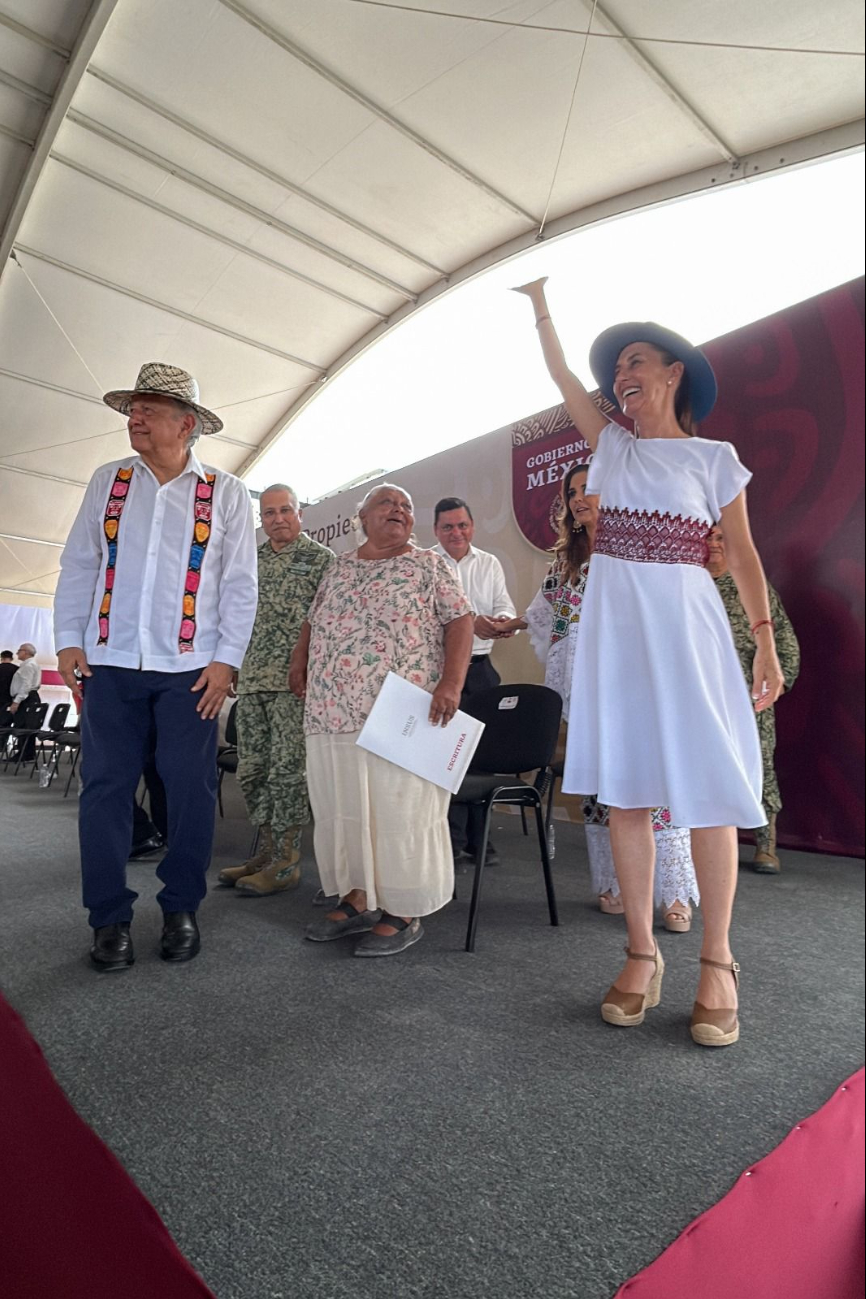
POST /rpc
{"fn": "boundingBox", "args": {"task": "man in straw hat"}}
[54,363,258,972]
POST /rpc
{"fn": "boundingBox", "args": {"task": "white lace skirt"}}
[306,732,453,917]
[585,824,700,908]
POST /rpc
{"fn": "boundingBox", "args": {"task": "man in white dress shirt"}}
[6,642,42,761]
[7,643,41,714]
[433,496,517,867]
[54,364,257,972]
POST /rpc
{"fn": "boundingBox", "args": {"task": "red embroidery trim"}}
[595,507,710,567]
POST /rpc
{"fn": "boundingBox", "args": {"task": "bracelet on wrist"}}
[535,315,551,327]
[750,618,774,636]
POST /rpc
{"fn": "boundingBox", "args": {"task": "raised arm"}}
[512,278,607,451]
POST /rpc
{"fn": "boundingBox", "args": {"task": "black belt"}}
[470,654,490,663]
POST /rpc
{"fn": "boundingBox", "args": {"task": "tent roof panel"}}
[0,0,862,604]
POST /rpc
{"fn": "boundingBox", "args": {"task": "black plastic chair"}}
[44,725,82,794]
[2,701,48,773]
[216,701,239,817]
[26,703,72,780]
[0,697,41,767]
[545,757,565,835]
[452,684,562,952]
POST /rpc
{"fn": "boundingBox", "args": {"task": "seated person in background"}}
[432,496,517,868]
[707,527,800,872]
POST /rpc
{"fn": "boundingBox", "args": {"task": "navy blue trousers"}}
[79,667,218,928]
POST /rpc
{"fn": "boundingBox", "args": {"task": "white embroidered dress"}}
[563,423,765,829]
[526,558,699,908]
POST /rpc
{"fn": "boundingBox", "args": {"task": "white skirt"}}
[306,732,453,917]
[564,556,765,829]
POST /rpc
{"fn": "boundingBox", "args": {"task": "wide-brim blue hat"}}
[589,322,718,423]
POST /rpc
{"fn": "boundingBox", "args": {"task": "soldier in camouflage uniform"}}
[218,485,334,895]
[707,527,800,873]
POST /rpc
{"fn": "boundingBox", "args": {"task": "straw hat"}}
[103,362,223,435]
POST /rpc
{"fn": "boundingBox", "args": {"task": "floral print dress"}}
[304,547,471,736]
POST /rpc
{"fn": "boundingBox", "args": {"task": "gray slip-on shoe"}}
[305,904,381,942]
[354,917,424,958]
[312,888,341,907]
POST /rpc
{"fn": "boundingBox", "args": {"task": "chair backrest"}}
[462,684,563,775]
[21,701,49,730]
[224,700,238,746]
[46,703,71,731]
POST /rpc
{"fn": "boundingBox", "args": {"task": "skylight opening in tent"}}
[248,150,865,503]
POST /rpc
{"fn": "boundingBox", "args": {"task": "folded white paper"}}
[356,671,485,794]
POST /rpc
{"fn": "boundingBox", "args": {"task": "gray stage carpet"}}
[0,768,862,1299]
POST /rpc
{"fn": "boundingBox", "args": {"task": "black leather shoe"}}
[128,834,165,861]
[160,911,201,963]
[90,923,134,972]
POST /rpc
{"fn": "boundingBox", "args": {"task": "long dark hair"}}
[552,463,592,585]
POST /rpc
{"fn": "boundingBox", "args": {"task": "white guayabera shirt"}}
[432,543,516,657]
[54,453,258,673]
[10,658,41,702]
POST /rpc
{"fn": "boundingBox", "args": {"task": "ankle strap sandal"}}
[691,957,740,1048]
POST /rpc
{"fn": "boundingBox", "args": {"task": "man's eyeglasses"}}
[438,523,471,533]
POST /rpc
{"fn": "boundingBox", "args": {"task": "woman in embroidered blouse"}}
[289,484,474,958]
[498,461,699,930]
[513,278,784,1047]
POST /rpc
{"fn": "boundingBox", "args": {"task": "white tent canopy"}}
[0,0,863,606]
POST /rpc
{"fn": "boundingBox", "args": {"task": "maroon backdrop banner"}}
[702,278,864,858]
[509,278,864,856]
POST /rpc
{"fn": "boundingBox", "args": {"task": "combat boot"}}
[235,828,302,895]
[753,813,781,873]
[217,824,273,886]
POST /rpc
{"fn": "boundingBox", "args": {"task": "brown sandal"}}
[601,945,665,1027]
[691,956,740,1047]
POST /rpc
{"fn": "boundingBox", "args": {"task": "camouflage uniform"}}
[714,572,800,849]
[237,533,334,837]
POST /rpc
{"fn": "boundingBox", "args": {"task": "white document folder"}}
[356,671,485,795]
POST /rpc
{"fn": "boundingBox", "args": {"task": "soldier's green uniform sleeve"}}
[768,584,800,691]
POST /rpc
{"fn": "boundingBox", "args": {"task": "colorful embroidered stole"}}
[96,466,217,653]
[179,474,216,653]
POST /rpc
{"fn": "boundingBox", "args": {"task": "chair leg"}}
[12,739,32,776]
[217,770,224,818]
[533,799,559,927]
[47,746,63,787]
[465,801,493,953]
[63,747,80,798]
[545,773,558,835]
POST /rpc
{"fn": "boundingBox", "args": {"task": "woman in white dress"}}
[514,279,784,1047]
[499,461,700,930]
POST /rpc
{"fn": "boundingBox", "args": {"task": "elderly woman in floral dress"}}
[289,484,474,957]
